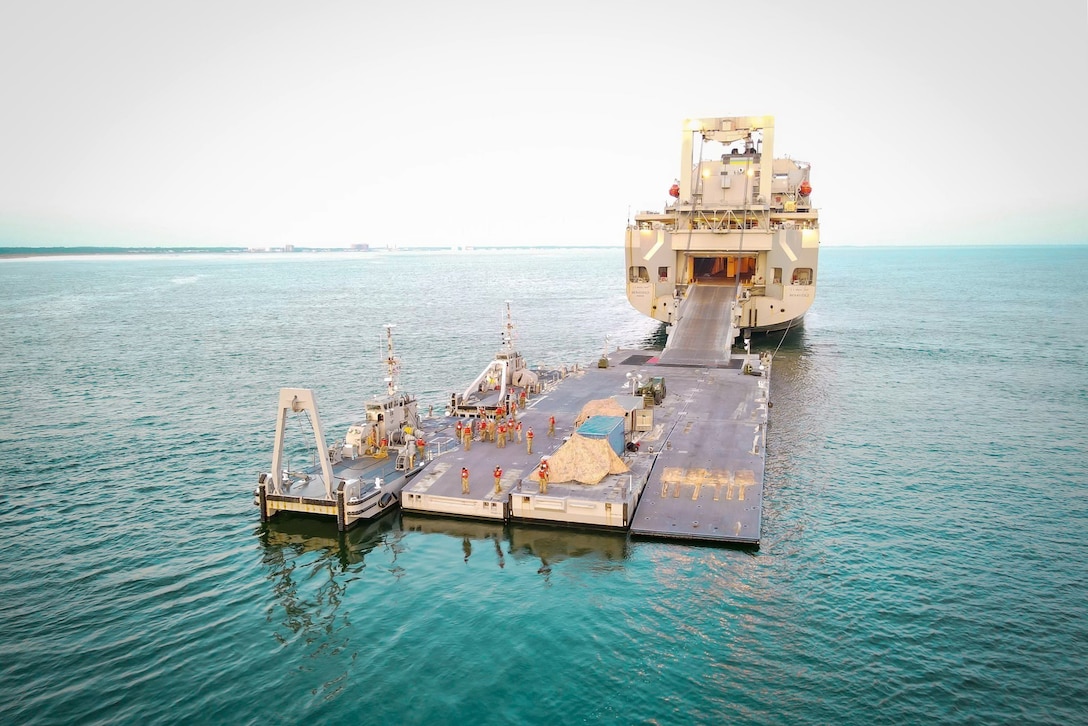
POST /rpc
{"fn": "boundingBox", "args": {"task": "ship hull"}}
[740,313,804,338]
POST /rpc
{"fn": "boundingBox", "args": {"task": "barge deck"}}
[401,342,769,545]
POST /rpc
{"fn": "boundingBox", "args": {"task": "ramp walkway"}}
[655,284,738,367]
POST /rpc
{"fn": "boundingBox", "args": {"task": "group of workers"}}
[453,396,558,496]
[459,457,550,496]
[454,404,539,451]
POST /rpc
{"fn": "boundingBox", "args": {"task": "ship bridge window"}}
[791,267,813,285]
[629,266,650,283]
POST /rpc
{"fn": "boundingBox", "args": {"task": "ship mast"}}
[382,324,400,398]
[501,300,515,353]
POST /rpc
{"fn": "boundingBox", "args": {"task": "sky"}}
[1,0,1085,248]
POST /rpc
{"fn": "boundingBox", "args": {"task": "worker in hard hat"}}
[538,458,550,494]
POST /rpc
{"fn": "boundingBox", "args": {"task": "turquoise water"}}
[1,246,1085,724]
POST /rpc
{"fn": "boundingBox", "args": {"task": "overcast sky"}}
[1,0,1085,248]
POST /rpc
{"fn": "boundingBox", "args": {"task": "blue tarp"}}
[576,415,625,456]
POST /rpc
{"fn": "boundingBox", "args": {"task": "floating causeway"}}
[401,344,769,546]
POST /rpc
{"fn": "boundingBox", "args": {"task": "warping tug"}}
[626,115,818,342]
[255,326,428,530]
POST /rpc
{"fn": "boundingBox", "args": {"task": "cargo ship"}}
[625,115,818,341]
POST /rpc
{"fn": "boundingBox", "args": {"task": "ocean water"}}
[1,245,1085,725]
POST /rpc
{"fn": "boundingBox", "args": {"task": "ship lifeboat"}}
[668,183,680,198]
[798,181,812,197]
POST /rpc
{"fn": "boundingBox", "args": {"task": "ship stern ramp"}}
[656,284,738,367]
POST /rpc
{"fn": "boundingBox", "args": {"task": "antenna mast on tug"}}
[383,324,399,398]
[501,300,515,353]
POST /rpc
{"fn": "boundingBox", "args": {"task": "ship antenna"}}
[383,323,399,397]
[501,300,515,352]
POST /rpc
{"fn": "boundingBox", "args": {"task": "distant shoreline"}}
[0,245,623,259]
[0,246,247,259]
[3,242,1083,261]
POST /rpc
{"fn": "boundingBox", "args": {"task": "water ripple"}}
[2,247,1086,724]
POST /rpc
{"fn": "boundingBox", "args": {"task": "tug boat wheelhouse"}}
[625,115,818,340]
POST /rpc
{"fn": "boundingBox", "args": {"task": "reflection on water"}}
[257,514,395,654]
[255,511,629,702]
[400,512,506,542]
[258,512,396,567]
[507,523,629,567]
[641,322,668,350]
[401,513,508,568]
[255,514,405,704]
[259,513,634,637]
[401,513,631,580]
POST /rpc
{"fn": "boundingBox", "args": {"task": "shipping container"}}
[576,415,626,456]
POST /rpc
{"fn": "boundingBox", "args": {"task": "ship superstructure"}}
[625,115,818,342]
